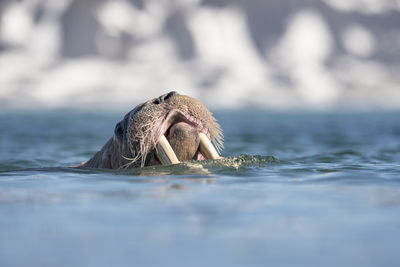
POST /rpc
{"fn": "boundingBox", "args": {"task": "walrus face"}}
[83,91,223,169]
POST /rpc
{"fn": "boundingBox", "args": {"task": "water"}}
[1,110,400,267]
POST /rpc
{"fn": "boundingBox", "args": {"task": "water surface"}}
[1,111,400,267]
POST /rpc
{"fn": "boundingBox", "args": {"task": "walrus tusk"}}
[199,133,221,160]
[156,135,180,165]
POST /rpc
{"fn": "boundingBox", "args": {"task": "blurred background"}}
[0,0,400,111]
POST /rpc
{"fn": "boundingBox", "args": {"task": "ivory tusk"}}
[156,135,181,165]
[199,133,221,160]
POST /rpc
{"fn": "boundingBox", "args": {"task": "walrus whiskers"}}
[120,155,140,169]
[199,133,222,160]
[127,114,163,168]
[211,123,224,154]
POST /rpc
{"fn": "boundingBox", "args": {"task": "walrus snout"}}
[153,109,222,165]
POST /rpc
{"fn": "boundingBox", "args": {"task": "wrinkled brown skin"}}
[168,122,200,161]
[81,91,223,169]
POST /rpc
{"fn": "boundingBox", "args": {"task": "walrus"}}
[81,91,223,169]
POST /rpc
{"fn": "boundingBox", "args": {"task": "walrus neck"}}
[82,138,122,169]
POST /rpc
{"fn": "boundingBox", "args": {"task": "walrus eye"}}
[152,98,161,105]
[114,122,124,140]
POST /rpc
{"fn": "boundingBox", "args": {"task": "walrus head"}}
[82,91,223,169]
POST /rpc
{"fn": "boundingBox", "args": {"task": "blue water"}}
[1,110,400,267]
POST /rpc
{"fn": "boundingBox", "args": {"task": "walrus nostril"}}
[160,91,177,102]
[153,91,177,104]
[163,91,176,101]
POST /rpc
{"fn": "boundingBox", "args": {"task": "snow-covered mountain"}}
[1,0,399,110]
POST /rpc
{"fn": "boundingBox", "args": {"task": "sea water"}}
[0,111,399,267]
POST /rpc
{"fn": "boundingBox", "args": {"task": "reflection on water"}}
[1,111,400,267]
